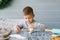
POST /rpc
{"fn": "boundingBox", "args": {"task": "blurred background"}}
[0,0,60,28]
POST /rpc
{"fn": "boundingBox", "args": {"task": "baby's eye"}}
[25,18,31,19]
[25,18,27,19]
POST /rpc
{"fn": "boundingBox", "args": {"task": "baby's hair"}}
[23,6,34,16]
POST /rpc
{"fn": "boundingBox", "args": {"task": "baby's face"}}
[24,15,34,23]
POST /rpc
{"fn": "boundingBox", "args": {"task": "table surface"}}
[9,29,52,40]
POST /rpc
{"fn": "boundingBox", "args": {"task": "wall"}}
[0,0,60,28]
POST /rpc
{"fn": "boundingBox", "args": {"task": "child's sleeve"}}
[17,23,23,28]
[52,29,60,34]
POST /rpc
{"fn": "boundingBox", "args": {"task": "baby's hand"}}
[28,24,34,33]
[29,24,34,29]
[15,27,21,33]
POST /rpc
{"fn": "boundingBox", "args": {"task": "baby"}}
[15,6,45,33]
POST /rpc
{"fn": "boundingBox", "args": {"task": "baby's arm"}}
[25,24,34,33]
[14,22,23,33]
[29,24,34,29]
[14,26,21,33]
